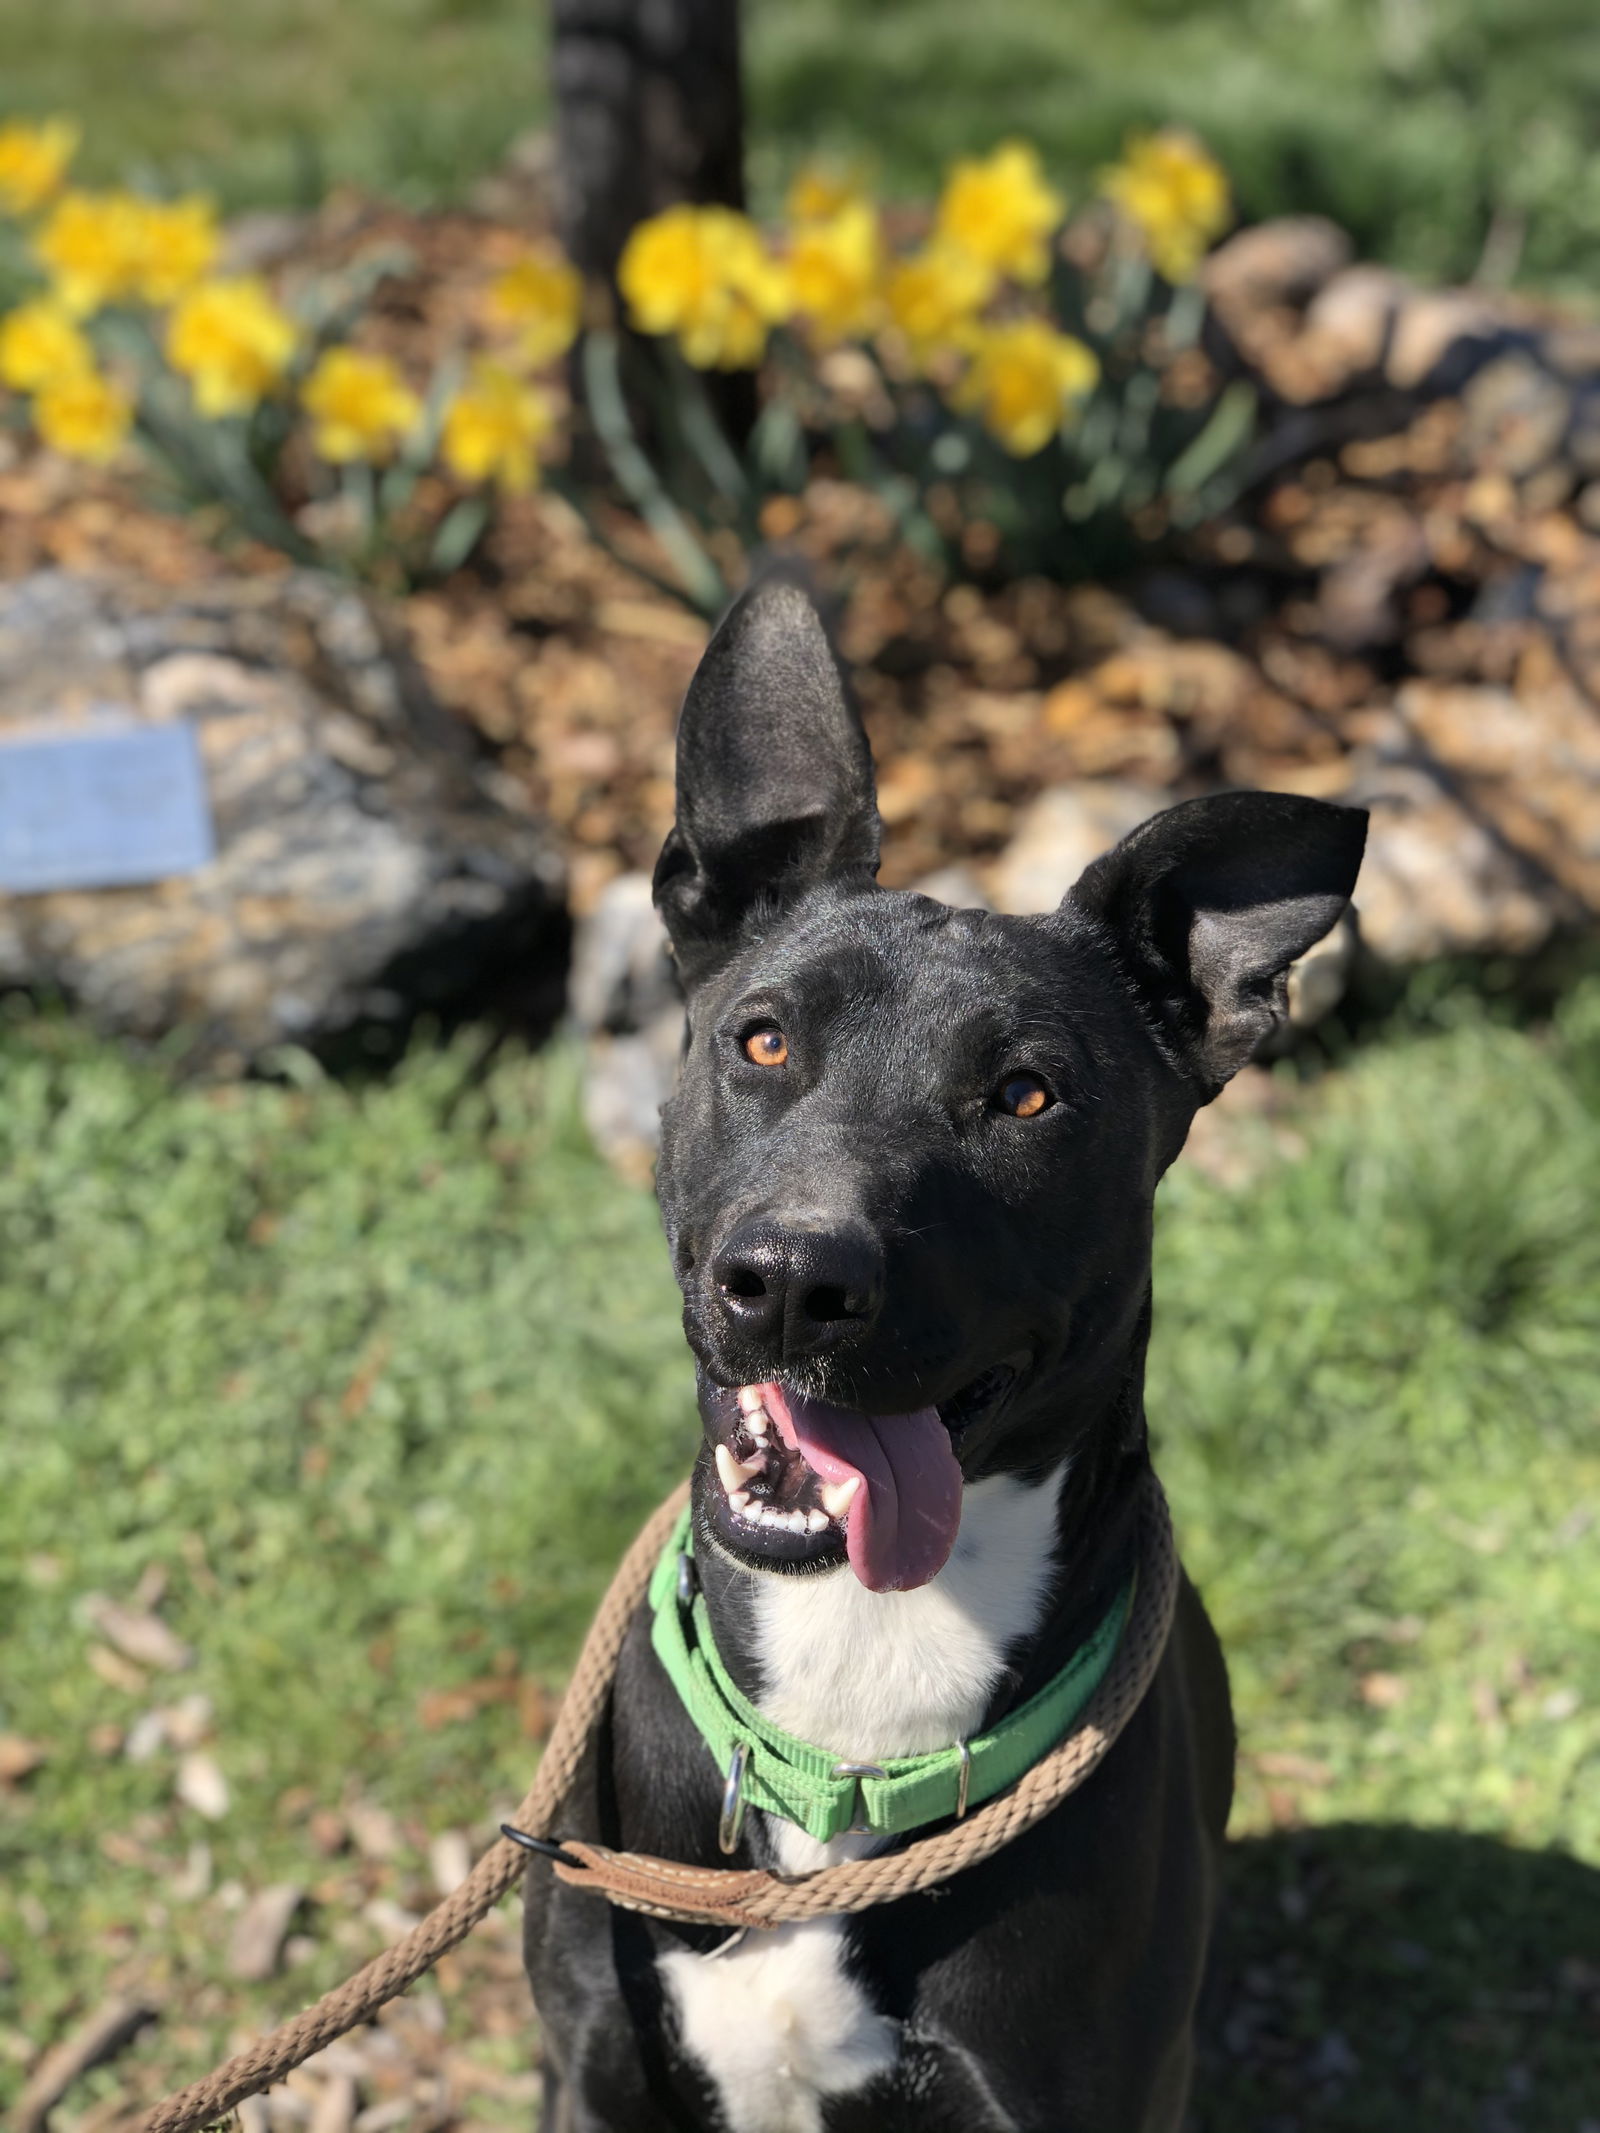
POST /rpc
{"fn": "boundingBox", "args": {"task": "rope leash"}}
[141,1471,1176,2133]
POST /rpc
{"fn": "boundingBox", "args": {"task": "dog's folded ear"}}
[653,568,880,984]
[1065,792,1368,1093]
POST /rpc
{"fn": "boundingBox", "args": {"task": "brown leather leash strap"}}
[141,1470,1176,2133]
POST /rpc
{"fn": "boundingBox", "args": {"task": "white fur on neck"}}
[659,1467,1065,2133]
[750,1464,1068,1762]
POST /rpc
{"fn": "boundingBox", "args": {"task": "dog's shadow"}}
[1190,1822,1600,2132]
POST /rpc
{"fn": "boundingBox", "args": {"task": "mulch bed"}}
[4,193,1600,943]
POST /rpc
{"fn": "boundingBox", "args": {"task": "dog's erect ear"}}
[1066,792,1368,1092]
[653,570,880,984]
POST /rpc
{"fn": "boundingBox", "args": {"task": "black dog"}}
[524,573,1366,2132]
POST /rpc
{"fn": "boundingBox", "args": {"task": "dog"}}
[523,571,1367,2132]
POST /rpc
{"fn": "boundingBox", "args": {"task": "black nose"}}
[709,1215,886,1358]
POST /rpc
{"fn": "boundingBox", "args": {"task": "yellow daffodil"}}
[788,201,882,346]
[33,365,133,463]
[1099,131,1231,283]
[134,195,220,305]
[935,141,1064,286]
[0,117,79,219]
[34,190,151,314]
[486,246,582,368]
[301,346,421,464]
[618,204,789,370]
[785,163,869,225]
[952,317,1099,455]
[34,188,221,314]
[441,359,553,493]
[0,299,94,393]
[167,276,299,417]
[882,243,995,370]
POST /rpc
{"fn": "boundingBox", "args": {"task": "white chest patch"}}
[658,1467,1066,2133]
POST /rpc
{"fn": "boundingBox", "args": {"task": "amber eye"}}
[998,1074,1053,1118]
[743,1026,789,1067]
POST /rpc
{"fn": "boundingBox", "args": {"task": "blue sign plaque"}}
[0,718,216,894]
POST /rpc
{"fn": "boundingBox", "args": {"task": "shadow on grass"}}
[1192,1824,1600,2132]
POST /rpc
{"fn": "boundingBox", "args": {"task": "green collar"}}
[648,1508,1134,1849]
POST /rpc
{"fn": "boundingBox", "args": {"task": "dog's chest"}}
[658,1471,1063,2133]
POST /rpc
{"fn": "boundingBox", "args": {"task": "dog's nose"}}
[710,1215,885,1357]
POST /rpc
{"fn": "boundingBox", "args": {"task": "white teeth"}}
[819,1477,861,1520]
[737,1386,772,1434]
[715,1443,762,1493]
[806,1509,828,1533]
[729,1489,751,1513]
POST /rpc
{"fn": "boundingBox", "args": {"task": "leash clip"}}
[676,1552,697,1609]
[831,1761,888,1836]
[718,1741,749,1854]
[500,1823,583,1868]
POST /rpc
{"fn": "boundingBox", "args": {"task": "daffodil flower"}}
[935,142,1065,287]
[0,299,94,394]
[33,366,133,463]
[0,118,78,219]
[301,347,421,465]
[952,318,1099,455]
[619,205,789,371]
[442,359,554,493]
[1099,132,1231,283]
[167,277,299,418]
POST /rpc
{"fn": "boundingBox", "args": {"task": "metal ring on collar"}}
[954,1740,972,1820]
[831,1760,889,1835]
[718,1741,749,1855]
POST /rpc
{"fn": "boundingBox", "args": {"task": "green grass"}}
[7,1,1600,285]
[750,0,1600,292]
[0,0,546,213]
[2,989,1598,2124]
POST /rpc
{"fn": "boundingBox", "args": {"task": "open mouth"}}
[703,1365,1021,1593]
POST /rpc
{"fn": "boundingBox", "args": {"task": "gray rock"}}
[1204,218,1353,311]
[1385,290,1507,393]
[1460,353,1573,478]
[988,781,1172,913]
[910,863,991,910]
[568,872,681,1180]
[0,572,564,1062]
[568,870,678,1035]
[1300,265,1410,381]
[1342,751,1557,962]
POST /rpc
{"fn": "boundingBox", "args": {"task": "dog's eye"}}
[998,1074,1053,1118]
[743,1026,789,1067]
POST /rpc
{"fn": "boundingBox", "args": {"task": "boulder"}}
[1204,217,1354,313]
[0,572,565,1064]
[567,871,681,1182]
[987,781,1172,913]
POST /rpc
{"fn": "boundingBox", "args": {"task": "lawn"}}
[2,985,1597,2126]
[5,0,1600,287]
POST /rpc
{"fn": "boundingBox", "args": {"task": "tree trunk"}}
[553,0,746,285]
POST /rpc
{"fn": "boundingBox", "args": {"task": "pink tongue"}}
[757,1382,963,1592]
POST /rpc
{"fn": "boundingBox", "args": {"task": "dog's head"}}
[654,572,1366,1592]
